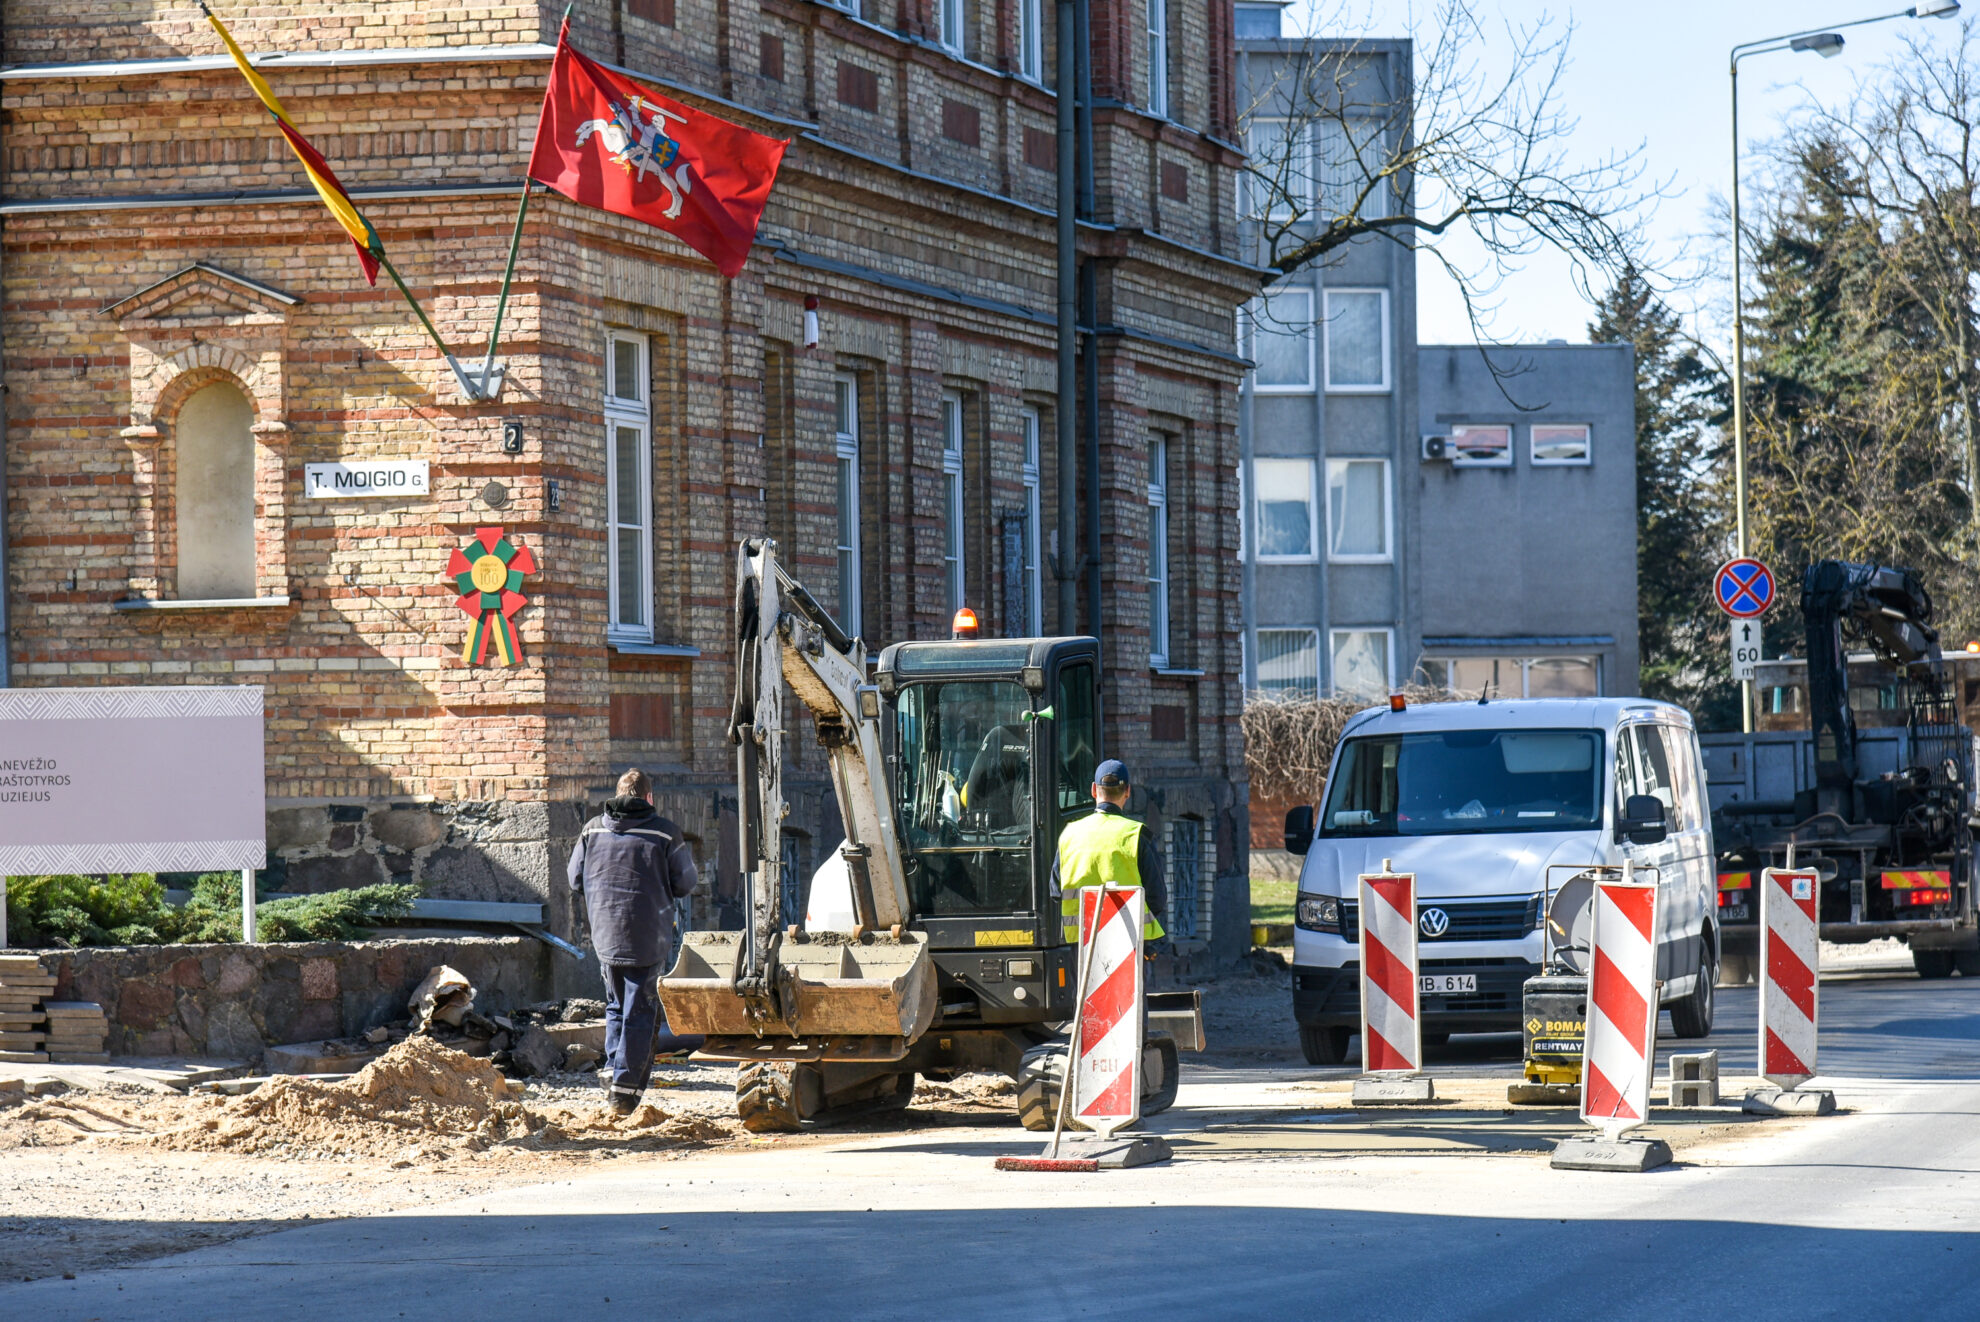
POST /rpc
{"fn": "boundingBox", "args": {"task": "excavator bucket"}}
[659,929,938,1062]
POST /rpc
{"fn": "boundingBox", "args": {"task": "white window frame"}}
[1530,422,1593,467]
[1148,436,1171,666]
[1243,288,1316,393]
[1252,457,1319,564]
[1240,117,1311,221]
[1450,423,1514,469]
[605,331,653,644]
[1316,116,1389,222]
[1329,626,1396,699]
[937,0,965,55]
[1322,287,1391,393]
[834,374,863,636]
[1255,626,1321,694]
[818,0,860,17]
[1017,0,1043,82]
[1146,0,1169,119]
[941,392,966,615]
[1324,457,1392,564]
[1021,406,1044,634]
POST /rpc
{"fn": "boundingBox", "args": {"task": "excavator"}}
[659,539,1203,1131]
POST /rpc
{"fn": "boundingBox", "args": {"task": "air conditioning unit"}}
[1421,433,1450,461]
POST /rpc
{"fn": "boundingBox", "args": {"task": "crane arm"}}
[1802,559,1943,793]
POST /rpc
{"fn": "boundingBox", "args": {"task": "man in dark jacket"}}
[567,768,699,1114]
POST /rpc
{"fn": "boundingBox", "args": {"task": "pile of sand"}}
[148,1036,733,1159]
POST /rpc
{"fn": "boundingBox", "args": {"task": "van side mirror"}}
[1618,793,1668,846]
[1284,805,1315,856]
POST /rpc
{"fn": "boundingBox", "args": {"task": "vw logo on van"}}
[1419,907,1451,938]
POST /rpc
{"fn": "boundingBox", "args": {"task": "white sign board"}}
[0,687,265,874]
[304,460,429,499]
[1730,618,1761,682]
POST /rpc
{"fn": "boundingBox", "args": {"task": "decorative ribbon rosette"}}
[447,526,537,665]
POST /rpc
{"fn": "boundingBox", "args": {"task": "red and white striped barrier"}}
[1070,884,1146,1138]
[1760,867,1820,1089]
[1357,869,1421,1073]
[1580,874,1660,1134]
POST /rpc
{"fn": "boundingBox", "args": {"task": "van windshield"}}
[1320,729,1604,838]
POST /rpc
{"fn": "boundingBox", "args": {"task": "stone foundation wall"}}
[40,936,554,1063]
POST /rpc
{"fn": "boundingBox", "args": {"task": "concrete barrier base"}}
[1743,1087,1836,1116]
[1352,1074,1435,1104]
[996,1134,1173,1172]
[1550,1136,1673,1172]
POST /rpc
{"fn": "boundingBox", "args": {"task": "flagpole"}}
[479,180,533,388]
[373,247,482,401]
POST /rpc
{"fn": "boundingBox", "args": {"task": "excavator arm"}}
[660,539,936,1060]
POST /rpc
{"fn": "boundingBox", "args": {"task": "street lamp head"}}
[1791,32,1847,57]
[1913,0,1960,19]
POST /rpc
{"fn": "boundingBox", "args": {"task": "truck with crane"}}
[657,539,1202,1131]
[1704,560,1980,979]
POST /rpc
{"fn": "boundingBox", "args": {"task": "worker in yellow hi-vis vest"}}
[1053,759,1167,948]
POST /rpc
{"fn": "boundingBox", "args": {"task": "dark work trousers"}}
[601,960,662,1100]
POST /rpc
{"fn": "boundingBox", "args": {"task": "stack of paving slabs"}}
[41,1002,109,1064]
[0,955,54,1063]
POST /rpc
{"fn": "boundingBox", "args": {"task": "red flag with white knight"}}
[526,18,788,277]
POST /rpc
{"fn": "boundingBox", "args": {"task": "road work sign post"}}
[996,882,1171,1172]
[1353,863,1434,1103]
[1747,864,1836,1116]
[1553,865,1671,1171]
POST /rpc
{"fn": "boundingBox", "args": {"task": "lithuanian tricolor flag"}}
[200,3,382,285]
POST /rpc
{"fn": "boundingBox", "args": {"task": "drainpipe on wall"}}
[1073,0,1100,645]
[1053,0,1079,636]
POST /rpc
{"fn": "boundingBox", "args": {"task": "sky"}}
[1281,0,1972,346]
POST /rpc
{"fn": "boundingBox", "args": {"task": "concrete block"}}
[1352,1074,1435,1104]
[995,1133,1174,1171]
[1508,1082,1580,1106]
[1551,1136,1673,1172]
[1669,1078,1720,1107]
[1744,1087,1837,1116]
[1668,1050,1719,1082]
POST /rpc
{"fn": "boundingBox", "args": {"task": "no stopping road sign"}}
[1714,558,1776,618]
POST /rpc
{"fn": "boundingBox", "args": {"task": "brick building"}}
[0,0,1255,966]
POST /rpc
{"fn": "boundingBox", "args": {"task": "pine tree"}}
[1588,264,1737,726]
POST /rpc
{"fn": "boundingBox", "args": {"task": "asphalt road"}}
[6,970,1978,1321]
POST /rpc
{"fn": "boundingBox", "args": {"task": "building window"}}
[173,381,257,599]
[1317,117,1388,221]
[819,0,859,14]
[1018,0,1043,81]
[941,392,966,614]
[1330,628,1393,700]
[1450,423,1513,468]
[1148,436,1170,666]
[1164,816,1202,940]
[1322,288,1389,392]
[1325,457,1390,562]
[937,0,964,54]
[1256,628,1320,694]
[1240,118,1311,221]
[1420,655,1601,698]
[1021,406,1044,635]
[1244,288,1315,392]
[834,374,862,636]
[1146,0,1169,118]
[1531,423,1592,466]
[1252,458,1317,563]
[605,331,652,641]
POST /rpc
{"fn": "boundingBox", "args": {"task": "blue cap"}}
[1094,759,1130,787]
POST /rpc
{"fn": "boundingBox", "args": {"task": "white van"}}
[1283,696,1719,1065]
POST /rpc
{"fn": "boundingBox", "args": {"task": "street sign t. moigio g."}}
[1714,558,1776,618]
[1730,618,1762,682]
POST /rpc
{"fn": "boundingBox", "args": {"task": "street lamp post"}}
[1727,1,1959,732]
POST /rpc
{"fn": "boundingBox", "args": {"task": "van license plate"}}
[1420,974,1476,995]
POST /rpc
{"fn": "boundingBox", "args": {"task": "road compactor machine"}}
[659,539,1202,1131]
